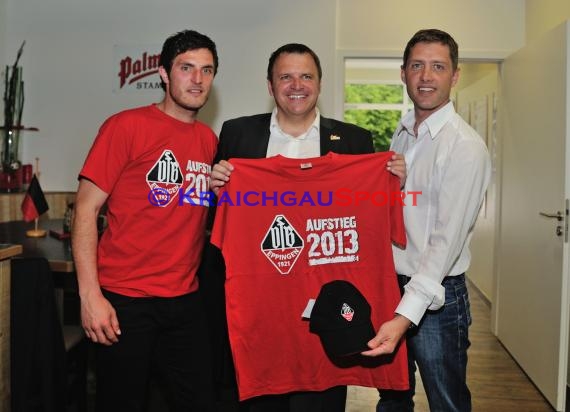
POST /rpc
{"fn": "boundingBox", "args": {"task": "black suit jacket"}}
[215,113,374,162]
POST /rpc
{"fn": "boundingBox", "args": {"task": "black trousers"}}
[243,386,347,412]
[199,243,347,412]
[95,289,216,412]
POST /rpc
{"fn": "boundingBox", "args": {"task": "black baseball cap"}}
[309,280,375,357]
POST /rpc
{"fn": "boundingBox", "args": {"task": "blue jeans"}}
[377,274,472,412]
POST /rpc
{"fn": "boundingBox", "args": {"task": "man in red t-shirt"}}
[71,30,219,411]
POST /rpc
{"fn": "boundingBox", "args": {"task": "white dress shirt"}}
[266,108,321,158]
[391,101,491,325]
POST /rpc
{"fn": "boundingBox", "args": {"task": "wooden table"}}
[0,219,74,410]
[0,244,23,409]
[0,219,74,273]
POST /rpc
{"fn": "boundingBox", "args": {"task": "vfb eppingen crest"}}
[261,215,304,275]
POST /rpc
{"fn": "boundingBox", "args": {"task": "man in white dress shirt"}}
[362,29,491,412]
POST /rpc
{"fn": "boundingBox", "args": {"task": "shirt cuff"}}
[395,290,430,326]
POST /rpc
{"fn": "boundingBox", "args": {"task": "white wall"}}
[0,0,5,70]
[333,0,525,117]
[526,0,570,44]
[3,0,335,191]
[336,0,525,56]
[1,0,527,191]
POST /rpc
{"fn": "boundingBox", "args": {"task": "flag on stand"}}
[21,174,49,222]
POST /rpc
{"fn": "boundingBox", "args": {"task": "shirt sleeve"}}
[389,169,406,248]
[79,114,133,194]
[210,185,229,252]
[395,137,491,325]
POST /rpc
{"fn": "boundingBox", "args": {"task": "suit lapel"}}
[319,116,334,155]
[320,116,344,155]
[255,116,272,158]
[244,115,271,159]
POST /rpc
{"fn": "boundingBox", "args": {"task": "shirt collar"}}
[397,101,455,139]
[269,107,321,139]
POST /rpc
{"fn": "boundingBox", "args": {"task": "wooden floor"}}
[345,282,555,412]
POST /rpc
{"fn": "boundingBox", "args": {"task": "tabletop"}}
[0,219,74,273]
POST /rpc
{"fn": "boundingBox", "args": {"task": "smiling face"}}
[267,52,321,124]
[401,41,459,125]
[159,48,215,116]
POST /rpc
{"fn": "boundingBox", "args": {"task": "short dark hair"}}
[267,43,322,83]
[403,29,459,71]
[159,30,218,90]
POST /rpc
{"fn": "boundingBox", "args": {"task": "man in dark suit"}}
[214,44,375,162]
[204,43,405,412]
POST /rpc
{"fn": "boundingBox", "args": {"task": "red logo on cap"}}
[341,303,354,321]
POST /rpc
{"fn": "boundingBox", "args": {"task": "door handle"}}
[539,211,563,221]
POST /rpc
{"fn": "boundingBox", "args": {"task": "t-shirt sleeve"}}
[210,186,229,251]
[387,151,406,248]
[79,114,133,194]
[390,182,406,247]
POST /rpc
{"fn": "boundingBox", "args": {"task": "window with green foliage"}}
[344,82,411,152]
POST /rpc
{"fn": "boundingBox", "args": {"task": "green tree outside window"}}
[344,83,406,152]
